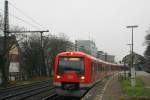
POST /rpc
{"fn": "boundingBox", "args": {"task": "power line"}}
[0,8,41,29]
[8,1,47,30]
[9,13,41,29]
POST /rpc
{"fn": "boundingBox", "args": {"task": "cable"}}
[9,13,41,29]
[0,8,41,29]
[8,1,47,30]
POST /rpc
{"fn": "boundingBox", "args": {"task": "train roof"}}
[57,51,123,67]
[57,51,89,57]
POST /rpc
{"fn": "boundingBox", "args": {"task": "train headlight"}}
[57,75,61,79]
[80,76,85,80]
[70,52,73,55]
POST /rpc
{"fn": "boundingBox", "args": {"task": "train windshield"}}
[58,57,84,74]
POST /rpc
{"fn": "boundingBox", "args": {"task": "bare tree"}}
[0,13,26,85]
[21,34,43,78]
[46,33,74,76]
[21,33,74,78]
[144,31,150,72]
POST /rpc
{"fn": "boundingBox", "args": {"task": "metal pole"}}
[4,0,9,53]
[131,27,135,87]
[40,32,43,48]
[127,44,132,77]
[131,27,133,69]
[75,40,77,51]
[2,0,9,84]
[105,53,107,61]
[126,25,138,87]
[4,0,9,35]
[127,44,132,53]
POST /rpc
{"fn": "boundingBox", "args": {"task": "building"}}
[9,40,21,80]
[97,51,115,63]
[107,55,115,63]
[0,30,21,81]
[75,40,98,57]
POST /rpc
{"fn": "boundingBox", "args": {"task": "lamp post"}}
[126,25,138,87]
[104,52,107,61]
[127,43,132,77]
[127,44,132,54]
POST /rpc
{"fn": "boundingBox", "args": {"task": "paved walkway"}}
[102,71,150,100]
[82,71,150,100]
[82,73,125,100]
[101,74,125,100]
[81,77,108,100]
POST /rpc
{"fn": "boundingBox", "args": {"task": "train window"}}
[103,64,106,71]
[92,63,95,72]
[91,61,95,76]
[58,57,84,74]
[91,61,98,74]
[98,64,102,71]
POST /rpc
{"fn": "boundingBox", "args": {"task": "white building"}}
[0,30,21,81]
[75,40,98,57]
[97,51,115,63]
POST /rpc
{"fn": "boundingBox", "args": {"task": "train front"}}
[53,52,89,97]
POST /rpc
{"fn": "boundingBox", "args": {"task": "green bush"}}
[121,78,148,97]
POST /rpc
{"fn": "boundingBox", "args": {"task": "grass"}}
[120,78,148,97]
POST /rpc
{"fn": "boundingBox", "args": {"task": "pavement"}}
[81,77,108,100]
[101,71,150,100]
[82,71,150,100]
[82,73,124,100]
[101,73,125,100]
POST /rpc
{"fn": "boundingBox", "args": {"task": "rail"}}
[0,80,55,100]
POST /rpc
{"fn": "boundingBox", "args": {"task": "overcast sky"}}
[0,0,150,61]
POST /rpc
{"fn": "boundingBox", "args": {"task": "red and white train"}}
[54,51,123,97]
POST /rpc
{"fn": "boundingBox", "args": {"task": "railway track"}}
[41,93,60,100]
[0,80,55,100]
[41,93,81,100]
[0,77,112,100]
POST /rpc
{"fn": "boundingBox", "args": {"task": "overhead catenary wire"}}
[8,1,47,30]
[9,13,41,29]
[0,8,41,30]
[1,0,50,37]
